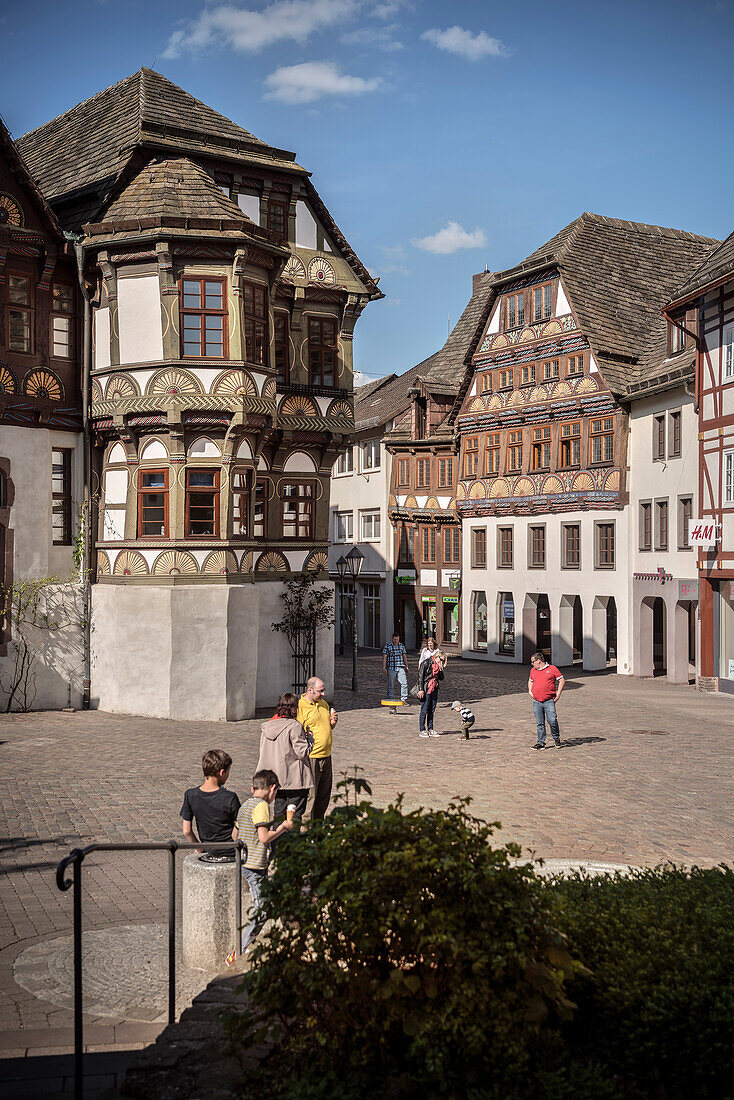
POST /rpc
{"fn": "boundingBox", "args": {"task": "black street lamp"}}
[336,554,347,657]
[345,546,364,691]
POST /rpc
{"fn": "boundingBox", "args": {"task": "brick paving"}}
[0,653,733,1049]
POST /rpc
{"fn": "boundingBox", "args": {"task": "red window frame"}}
[531,425,551,471]
[508,430,523,473]
[590,417,615,465]
[138,468,169,538]
[464,436,479,478]
[566,353,584,377]
[180,277,228,358]
[560,422,581,468]
[185,468,220,537]
[485,433,501,475]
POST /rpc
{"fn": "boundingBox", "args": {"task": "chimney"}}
[473,267,491,294]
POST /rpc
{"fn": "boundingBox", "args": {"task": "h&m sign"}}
[688,519,721,545]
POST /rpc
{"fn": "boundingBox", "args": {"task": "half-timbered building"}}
[385,274,493,653]
[666,231,734,692]
[0,117,84,708]
[15,69,381,718]
[453,214,716,675]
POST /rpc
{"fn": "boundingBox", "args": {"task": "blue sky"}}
[2,0,733,382]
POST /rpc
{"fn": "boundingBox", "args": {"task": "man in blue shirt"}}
[382,632,408,703]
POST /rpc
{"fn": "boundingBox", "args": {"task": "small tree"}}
[272,574,335,693]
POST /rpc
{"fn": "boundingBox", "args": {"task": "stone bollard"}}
[182,853,241,971]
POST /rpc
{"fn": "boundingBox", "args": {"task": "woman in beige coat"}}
[256,692,314,826]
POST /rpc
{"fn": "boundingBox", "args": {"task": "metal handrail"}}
[56,839,245,1100]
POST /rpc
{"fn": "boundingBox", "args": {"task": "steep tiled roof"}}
[101,157,254,224]
[355,364,427,431]
[466,213,718,398]
[667,228,734,308]
[16,68,298,209]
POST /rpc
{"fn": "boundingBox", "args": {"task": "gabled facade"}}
[453,214,716,677]
[666,230,734,692]
[15,70,381,717]
[0,116,84,706]
[385,274,493,653]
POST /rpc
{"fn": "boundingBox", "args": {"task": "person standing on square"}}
[382,632,408,703]
[528,652,564,749]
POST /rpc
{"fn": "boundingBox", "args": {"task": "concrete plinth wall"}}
[255,579,335,708]
[91,583,260,720]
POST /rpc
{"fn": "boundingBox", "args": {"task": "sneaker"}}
[419,731,430,738]
[553,738,562,747]
[429,730,440,738]
[533,742,546,750]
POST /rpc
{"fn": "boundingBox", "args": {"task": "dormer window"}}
[505,292,524,330]
[267,200,288,240]
[669,319,685,356]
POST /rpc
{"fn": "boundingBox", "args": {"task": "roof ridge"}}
[19,70,141,141]
[579,210,717,244]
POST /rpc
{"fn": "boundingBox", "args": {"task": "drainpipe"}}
[662,306,700,413]
[73,238,92,709]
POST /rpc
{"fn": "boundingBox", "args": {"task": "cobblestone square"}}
[1,654,733,1049]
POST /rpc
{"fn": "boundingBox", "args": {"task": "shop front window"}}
[499,592,515,655]
[442,596,459,645]
[473,592,487,650]
[422,596,437,643]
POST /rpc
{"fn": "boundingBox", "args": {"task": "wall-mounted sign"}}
[503,601,515,618]
[448,573,461,592]
[688,519,720,545]
[679,580,698,601]
[396,573,416,585]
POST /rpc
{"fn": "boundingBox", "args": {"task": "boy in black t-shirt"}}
[181,749,241,859]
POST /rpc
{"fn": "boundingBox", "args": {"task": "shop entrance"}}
[536,594,551,658]
[652,597,667,676]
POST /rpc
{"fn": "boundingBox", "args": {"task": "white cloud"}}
[372,1,401,16]
[264,61,383,103]
[163,0,358,59]
[421,25,509,62]
[412,221,488,255]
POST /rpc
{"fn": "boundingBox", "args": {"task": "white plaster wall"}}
[556,282,571,316]
[237,192,260,223]
[94,307,111,370]
[255,580,335,708]
[0,426,85,709]
[460,510,630,673]
[295,201,317,249]
[117,275,164,365]
[91,584,260,720]
[328,435,393,646]
[628,388,698,577]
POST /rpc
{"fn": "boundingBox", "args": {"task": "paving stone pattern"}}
[0,654,733,1044]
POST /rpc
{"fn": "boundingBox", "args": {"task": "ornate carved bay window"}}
[180,277,228,358]
[138,469,169,538]
[186,469,220,537]
[308,317,337,386]
[244,282,268,366]
[281,481,314,538]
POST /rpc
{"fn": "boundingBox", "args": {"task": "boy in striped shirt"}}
[451,700,475,740]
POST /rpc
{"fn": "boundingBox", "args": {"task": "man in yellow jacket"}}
[297,676,338,820]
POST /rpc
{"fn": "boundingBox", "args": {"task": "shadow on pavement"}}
[558,736,607,748]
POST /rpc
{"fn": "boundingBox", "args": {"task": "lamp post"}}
[335,554,347,657]
[345,546,364,691]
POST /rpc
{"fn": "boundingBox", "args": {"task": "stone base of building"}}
[90,580,335,720]
[696,676,718,692]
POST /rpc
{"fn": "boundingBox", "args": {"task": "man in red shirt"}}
[528,651,565,749]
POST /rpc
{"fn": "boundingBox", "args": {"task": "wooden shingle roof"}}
[0,114,65,242]
[16,68,300,212]
[102,157,254,223]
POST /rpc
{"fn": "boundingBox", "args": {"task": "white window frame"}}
[334,510,353,543]
[725,324,734,381]
[334,448,354,477]
[360,510,381,541]
[725,451,734,505]
[361,439,381,472]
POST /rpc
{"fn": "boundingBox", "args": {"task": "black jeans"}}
[310,757,333,820]
[270,787,310,858]
[419,688,439,731]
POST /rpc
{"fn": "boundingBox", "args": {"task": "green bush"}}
[551,865,734,1100]
[229,777,734,1099]
[230,776,583,1099]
